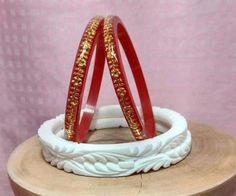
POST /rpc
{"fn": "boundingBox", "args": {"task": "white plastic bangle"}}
[38,105,191,177]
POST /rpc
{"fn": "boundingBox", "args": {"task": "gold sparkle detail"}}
[65,17,102,140]
[103,17,144,140]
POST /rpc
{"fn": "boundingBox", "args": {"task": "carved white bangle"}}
[38,105,191,177]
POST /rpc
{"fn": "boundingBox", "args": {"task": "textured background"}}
[1,0,236,195]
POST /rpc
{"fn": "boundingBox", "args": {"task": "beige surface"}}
[7,122,236,196]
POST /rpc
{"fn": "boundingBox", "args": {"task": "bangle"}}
[39,105,191,177]
[65,16,105,142]
[103,16,156,140]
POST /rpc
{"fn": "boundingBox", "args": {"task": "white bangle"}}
[38,105,191,177]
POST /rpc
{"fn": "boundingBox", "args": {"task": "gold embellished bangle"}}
[103,16,156,140]
[65,16,105,142]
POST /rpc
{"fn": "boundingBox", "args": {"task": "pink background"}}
[1,0,236,195]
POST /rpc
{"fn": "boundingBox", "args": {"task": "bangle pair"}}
[65,16,156,142]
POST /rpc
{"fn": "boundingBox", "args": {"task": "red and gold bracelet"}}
[103,16,156,140]
[65,16,105,142]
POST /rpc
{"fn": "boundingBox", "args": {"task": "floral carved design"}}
[38,105,192,177]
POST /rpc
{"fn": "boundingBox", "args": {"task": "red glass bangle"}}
[103,16,156,140]
[65,16,105,142]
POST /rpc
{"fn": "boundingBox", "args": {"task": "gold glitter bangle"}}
[65,16,105,142]
[103,16,156,140]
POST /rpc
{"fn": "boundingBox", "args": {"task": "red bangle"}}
[65,16,105,142]
[103,16,156,140]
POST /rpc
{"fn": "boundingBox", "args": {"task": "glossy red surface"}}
[104,16,156,139]
[65,16,156,142]
[65,17,105,142]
